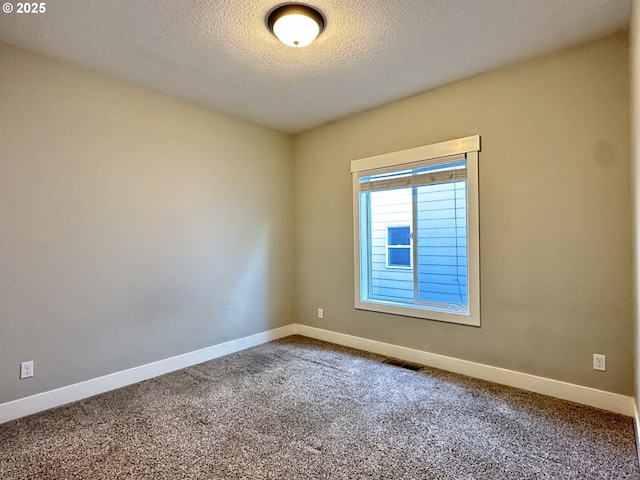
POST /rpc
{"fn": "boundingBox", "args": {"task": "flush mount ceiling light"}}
[267,3,325,48]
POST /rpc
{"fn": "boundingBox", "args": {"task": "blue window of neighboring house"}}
[387,226,411,268]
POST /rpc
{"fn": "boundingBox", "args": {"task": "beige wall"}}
[632,1,640,408]
[1,30,633,406]
[0,42,294,403]
[295,33,633,395]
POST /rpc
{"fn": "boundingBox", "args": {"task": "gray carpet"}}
[1,335,638,479]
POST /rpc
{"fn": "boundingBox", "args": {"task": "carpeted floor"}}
[0,335,638,479]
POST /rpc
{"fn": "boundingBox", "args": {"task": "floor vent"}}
[383,358,422,371]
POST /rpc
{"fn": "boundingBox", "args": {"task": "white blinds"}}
[358,154,467,193]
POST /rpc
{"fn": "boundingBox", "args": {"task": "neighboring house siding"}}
[416,182,467,306]
[369,182,468,306]
[370,188,413,300]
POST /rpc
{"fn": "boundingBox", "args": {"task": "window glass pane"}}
[416,180,468,311]
[388,226,410,245]
[366,188,414,302]
[388,248,411,267]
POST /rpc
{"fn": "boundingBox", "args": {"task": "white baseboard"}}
[2,323,634,424]
[0,324,296,424]
[295,324,635,417]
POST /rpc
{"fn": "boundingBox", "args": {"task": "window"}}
[387,226,412,268]
[351,135,480,326]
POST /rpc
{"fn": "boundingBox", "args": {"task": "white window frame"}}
[386,225,412,269]
[351,135,480,326]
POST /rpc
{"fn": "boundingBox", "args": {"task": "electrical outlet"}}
[20,360,34,379]
[593,354,606,372]
[317,308,324,319]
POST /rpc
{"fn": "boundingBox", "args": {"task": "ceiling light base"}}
[267,4,326,48]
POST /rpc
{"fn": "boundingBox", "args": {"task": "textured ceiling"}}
[0,0,633,133]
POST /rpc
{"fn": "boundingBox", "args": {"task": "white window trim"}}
[352,135,480,327]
